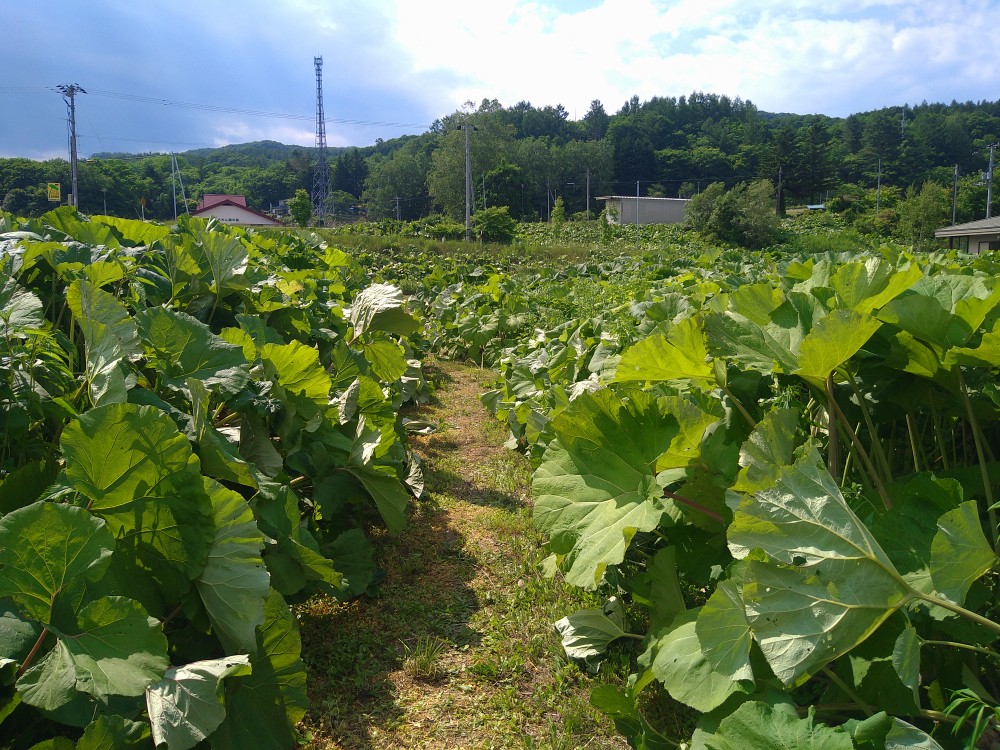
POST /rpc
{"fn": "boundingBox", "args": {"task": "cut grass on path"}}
[297,360,631,750]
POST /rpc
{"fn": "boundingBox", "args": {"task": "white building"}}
[191,194,282,227]
[934,216,1000,254]
[597,195,690,226]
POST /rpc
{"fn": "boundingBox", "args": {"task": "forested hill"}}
[3,93,1000,222]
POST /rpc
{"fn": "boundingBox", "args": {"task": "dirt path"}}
[298,361,628,750]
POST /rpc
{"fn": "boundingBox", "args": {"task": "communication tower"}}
[311,56,329,221]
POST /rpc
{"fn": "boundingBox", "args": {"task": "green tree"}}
[550,196,566,227]
[582,99,610,141]
[687,180,781,248]
[362,145,431,220]
[288,188,312,227]
[472,206,517,243]
[685,182,726,233]
[895,181,952,250]
[427,104,515,219]
[332,149,368,198]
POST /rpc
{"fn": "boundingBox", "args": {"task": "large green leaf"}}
[614,317,716,388]
[191,229,248,294]
[146,655,252,750]
[93,216,170,246]
[944,319,1000,368]
[361,337,408,383]
[877,274,1000,351]
[873,475,964,598]
[66,279,140,406]
[321,529,377,600]
[829,257,923,314]
[929,501,998,605]
[253,484,345,596]
[695,579,753,683]
[554,599,630,672]
[728,453,912,686]
[0,502,114,624]
[533,389,680,588]
[260,340,331,419]
[793,309,882,386]
[704,292,821,374]
[209,590,307,750]
[0,272,44,334]
[590,684,676,750]
[646,609,748,713]
[189,377,259,488]
[77,715,151,750]
[0,600,42,666]
[97,486,215,618]
[136,307,249,396]
[345,462,411,535]
[691,700,853,750]
[629,546,687,633]
[733,407,804,493]
[349,283,420,339]
[17,596,167,709]
[194,479,270,654]
[61,403,198,512]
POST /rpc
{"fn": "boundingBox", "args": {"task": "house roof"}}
[191,199,281,226]
[935,215,1000,238]
[197,193,248,210]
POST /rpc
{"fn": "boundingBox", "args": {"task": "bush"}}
[473,206,517,243]
[686,180,782,249]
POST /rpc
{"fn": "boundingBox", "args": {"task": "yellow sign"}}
[47,183,61,202]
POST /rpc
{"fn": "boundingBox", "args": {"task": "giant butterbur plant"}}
[526,249,1000,747]
[0,208,425,748]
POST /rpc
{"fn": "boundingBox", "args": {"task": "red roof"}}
[197,193,248,210]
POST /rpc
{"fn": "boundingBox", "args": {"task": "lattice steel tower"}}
[311,56,329,220]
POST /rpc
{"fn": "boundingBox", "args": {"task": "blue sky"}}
[3,0,998,159]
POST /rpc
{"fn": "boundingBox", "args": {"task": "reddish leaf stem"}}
[662,489,725,524]
[15,627,50,679]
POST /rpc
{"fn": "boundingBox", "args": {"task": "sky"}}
[2,0,999,160]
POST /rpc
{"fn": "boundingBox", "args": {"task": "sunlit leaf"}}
[728,453,911,686]
[194,479,269,654]
[146,655,251,750]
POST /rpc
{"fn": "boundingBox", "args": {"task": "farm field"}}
[1,207,999,749]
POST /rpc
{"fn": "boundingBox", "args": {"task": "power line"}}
[1,85,424,129]
[84,88,423,128]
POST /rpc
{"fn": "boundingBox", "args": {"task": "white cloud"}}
[383,0,1000,119]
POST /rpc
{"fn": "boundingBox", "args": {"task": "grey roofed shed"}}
[934,216,1000,254]
[596,196,689,225]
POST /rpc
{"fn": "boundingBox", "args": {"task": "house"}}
[934,216,1000,254]
[597,196,690,226]
[191,194,282,227]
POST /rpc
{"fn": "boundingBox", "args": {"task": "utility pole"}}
[952,164,959,225]
[876,158,882,213]
[585,168,590,220]
[458,123,475,241]
[635,179,640,248]
[775,165,783,216]
[57,84,86,208]
[394,195,401,221]
[987,144,997,219]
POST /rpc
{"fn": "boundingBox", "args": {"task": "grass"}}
[295,360,635,749]
[402,636,449,681]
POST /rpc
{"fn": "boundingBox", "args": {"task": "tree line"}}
[3,93,999,224]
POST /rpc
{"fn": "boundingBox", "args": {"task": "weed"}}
[401,635,449,681]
